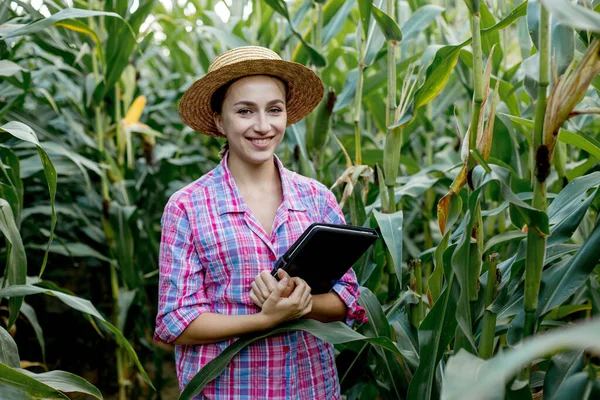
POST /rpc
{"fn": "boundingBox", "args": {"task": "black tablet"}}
[270,223,379,294]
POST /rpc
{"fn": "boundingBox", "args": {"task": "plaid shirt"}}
[154,154,361,399]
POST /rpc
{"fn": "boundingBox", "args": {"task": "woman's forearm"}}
[305,292,347,323]
[174,292,346,345]
[173,312,271,345]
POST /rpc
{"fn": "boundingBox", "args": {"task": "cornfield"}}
[1,0,600,398]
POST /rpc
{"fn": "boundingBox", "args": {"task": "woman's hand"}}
[250,269,294,308]
[259,276,312,328]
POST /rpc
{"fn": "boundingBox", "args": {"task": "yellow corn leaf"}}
[124,95,147,126]
[477,79,500,161]
[20,361,48,370]
[55,20,102,60]
[437,192,454,235]
[332,134,353,168]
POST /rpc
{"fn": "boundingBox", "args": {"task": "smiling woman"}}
[154,46,363,399]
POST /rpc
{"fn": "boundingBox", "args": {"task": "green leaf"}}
[20,302,45,363]
[27,242,112,263]
[471,166,550,234]
[322,0,355,45]
[0,199,26,328]
[54,19,102,59]
[558,129,600,159]
[551,18,574,78]
[0,326,20,368]
[394,1,528,126]
[358,0,372,39]
[371,5,402,42]
[407,244,460,400]
[359,288,408,398]
[527,0,541,50]
[430,192,462,301]
[542,0,600,33]
[463,0,481,14]
[373,210,403,288]
[264,0,326,67]
[0,8,130,39]
[442,317,600,400]
[542,351,584,399]
[0,284,154,390]
[0,384,33,400]
[451,189,481,352]
[483,230,527,254]
[179,319,402,400]
[1,122,57,278]
[97,0,154,103]
[333,69,359,112]
[401,5,444,41]
[0,61,26,77]
[412,44,463,111]
[509,220,600,342]
[0,363,67,399]
[18,369,103,400]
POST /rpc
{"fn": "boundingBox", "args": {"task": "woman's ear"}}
[213,112,225,136]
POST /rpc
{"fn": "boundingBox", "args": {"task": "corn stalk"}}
[479,253,499,359]
[465,0,484,306]
[523,2,550,346]
[382,0,400,214]
[353,22,365,167]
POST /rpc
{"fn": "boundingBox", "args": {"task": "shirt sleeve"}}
[154,200,211,344]
[322,188,362,327]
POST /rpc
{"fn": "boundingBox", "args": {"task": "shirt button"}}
[283,345,290,353]
[269,254,277,261]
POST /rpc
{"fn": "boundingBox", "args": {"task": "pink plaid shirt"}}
[154,154,361,399]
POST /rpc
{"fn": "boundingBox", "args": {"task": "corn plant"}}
[1,0,600,399]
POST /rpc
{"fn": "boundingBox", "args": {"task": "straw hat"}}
[179,46,324,137]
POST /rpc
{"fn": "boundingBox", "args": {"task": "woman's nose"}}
[253,112,270,134]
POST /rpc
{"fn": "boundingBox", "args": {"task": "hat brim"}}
[178,59,324,137]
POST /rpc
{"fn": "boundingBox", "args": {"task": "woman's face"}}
[214,75,287,168]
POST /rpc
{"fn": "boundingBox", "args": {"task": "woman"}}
[155,46,362,399]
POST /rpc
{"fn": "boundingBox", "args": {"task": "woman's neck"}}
[226,153,280,189]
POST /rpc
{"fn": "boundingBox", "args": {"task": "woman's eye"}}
[237,109,251,115]
[270,108,282,113]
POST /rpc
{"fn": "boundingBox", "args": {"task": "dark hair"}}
[219,141,229,159]
[210,81,235,115]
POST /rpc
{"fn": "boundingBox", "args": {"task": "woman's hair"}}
[211,75,288,159]
[218,141,230,159]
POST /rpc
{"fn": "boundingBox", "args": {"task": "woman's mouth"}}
[247,137,274,147]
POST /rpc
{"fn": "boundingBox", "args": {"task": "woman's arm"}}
[304,293,347,323]
[174,276,312,345]
[173,312,271,345]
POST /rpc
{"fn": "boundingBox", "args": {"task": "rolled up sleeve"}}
[322,189,362,327]
[154,201,211,344]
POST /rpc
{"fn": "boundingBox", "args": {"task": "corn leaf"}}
[0,362,68,400]
[179,318,403,400]
[0,122,56,278]
[442,317,600,400]
[371,5,402,42]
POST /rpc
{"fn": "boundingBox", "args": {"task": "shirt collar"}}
[216,152,306,215]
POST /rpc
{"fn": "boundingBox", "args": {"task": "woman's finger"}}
[249,290,262,308]
[300,286,311,309]
[260,270,277,293]
[250,281,265,304]
[253,274,271,300]
[289,278,305,303]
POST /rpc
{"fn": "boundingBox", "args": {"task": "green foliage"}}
[1,0,599,399]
